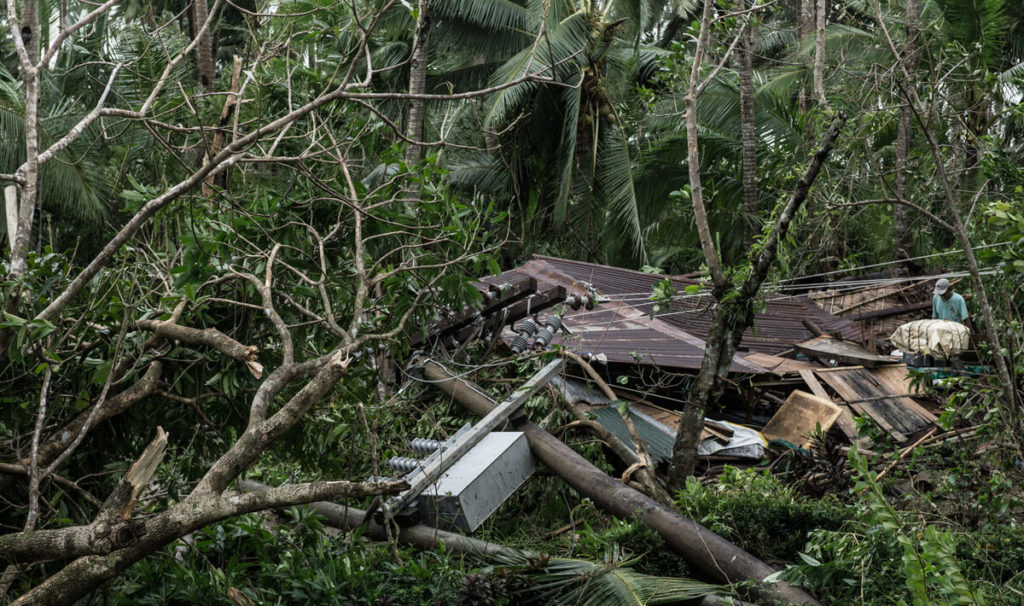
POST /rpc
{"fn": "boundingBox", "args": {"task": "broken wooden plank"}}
[798,370,831,400]
[813,367,936,442]
[794,336,895,367]
[761,391,842,448]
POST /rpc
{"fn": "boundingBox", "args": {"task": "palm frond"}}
[491,548,724,605]
[446,153,512,194]
[595,121,645,260]
[554,75,583,224]
[434,0,529,35]
[485,12,589,127]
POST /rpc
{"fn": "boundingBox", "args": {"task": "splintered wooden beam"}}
[101,427,168,519]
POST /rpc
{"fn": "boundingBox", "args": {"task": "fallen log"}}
[237,480,756,606]
[237,479,513,558]
[421,360,820,605]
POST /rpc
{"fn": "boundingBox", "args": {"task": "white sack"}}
[890,319,970,358]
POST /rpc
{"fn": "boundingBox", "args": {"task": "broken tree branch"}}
[557,351,672,506]
[135,319,263,378]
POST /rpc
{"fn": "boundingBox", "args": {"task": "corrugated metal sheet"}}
[588,406,676,464]
[480,256,865,374]
[534,256,865,352]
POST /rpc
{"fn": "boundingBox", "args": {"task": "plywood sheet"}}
[814,367,935,443]
[761,390,843,448]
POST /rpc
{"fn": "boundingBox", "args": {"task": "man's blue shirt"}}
[932,293,968,323]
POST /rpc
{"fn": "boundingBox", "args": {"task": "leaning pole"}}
[421,359,820,606]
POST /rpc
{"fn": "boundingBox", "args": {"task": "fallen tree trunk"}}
[238,480,758,606]
[421,360,820,606]
[238,479,514,558]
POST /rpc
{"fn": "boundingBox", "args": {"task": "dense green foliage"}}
[1,0,1023,602]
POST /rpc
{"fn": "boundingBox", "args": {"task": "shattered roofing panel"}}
[534,256,866,351]
[480,255,865,374]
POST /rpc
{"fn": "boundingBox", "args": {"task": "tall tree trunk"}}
[798,0,814,117]
[668,114,846,486]
[685,0,727,289]
[9,0,40,281]
[193,0,216,91]
[739,0,758,247]
[894,0,918,259]
[813,0,828,108]
[404,0,432,170]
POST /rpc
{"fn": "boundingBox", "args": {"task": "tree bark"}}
[404,0,431,171]
[739,0,758,247]
[422,360,820,605]
[813,0,828,108]
[11,478,401,605]
[894,0,919,259]
[798,0,814,117]
[193,0,216,90]
[8,0,40,281]
[668,113,846,484]
[686,0,727,288]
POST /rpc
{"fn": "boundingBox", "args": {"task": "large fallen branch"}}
[237,479,756,606]
[135,319,263,378]
[421,360,820,606]
[7,353,407,605]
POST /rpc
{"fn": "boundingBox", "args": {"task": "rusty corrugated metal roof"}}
[480,256,865,375]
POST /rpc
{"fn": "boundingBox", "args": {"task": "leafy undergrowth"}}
[111,507,469,605]
[104,393,1024,606]
[676,441,1024,605]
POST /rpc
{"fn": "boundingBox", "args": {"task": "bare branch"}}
[36,65,122,166]
[136,319,263,378]
[826,198,954,232]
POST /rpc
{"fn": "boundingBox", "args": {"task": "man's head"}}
[934,278,953,300]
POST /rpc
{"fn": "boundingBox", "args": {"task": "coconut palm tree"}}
[432,0,675,266]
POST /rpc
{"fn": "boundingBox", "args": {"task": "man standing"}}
[932,278,972,331]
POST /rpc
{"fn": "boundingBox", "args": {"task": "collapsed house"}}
[380,256,964,604]
[466,256,942,459]
[394,255,962,530]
